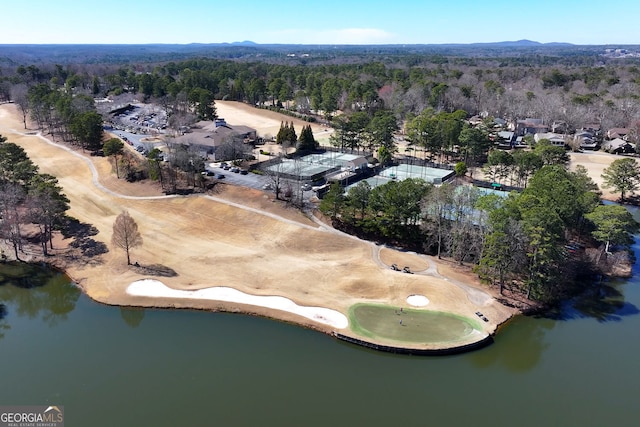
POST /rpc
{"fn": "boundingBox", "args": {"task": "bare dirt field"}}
[1,103,522,350]
[215,100,334,145]
[472,148,630,200]
[568,150,638,200]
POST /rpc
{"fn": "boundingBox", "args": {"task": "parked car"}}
[262,183,273,190]
[231,167,240,173]
[301,183,312,191]
[216,173,225,179]
[222,165,231,170]
[240,169,249,175]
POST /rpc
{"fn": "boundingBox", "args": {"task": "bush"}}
[257,104,318,123]
[126,169,147,182]
[454,162,468,177]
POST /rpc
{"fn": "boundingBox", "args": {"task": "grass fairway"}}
[0,102,518,351]
[349,303,483,344]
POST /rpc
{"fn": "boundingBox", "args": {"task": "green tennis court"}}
[349,303,483,344]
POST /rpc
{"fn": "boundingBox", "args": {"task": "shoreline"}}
[1,103,520,353]
[3,243,519,352]
[32,249,513,352]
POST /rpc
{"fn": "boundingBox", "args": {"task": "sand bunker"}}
[127,279,349,329]
[406,295,430,307]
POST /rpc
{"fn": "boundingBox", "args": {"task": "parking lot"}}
[104,126,161,152]
[205,162,269,190]
[107,102,168,135]
[205,162,315,202]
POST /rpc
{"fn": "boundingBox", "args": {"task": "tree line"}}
[12,82,104,152]
[4,49,640,185]
[3,51,640,139]
[319,163,638,303]
[0,135,70,260]
[0,133,143,266]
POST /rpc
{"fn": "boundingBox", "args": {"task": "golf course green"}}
[349,303,484,344]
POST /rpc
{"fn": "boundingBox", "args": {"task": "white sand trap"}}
[127,279,348,329]
[406,294,429,307]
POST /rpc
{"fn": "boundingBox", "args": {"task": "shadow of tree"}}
[540,283,639,323]
[468,316,554,373]
[61,217,109,262]
[69,238,108,257]
[133,263,178,277]
[0,302,7,340]
[120,306,145,328]
[0,263,80,328]
[61,217,99,239]
[205,181,223,194]
[0,261,60,289]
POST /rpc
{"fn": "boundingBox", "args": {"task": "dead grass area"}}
[472,149,627,200]
[216,100,327,133]
[568,150,635,200]
[97,161,165,198]
[215,100,333,143]
[1,103,519,348]
[211,184,316,226]
[436,259,483,288]
[379,247,432,272]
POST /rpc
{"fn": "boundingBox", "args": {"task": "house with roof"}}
[582,123,601,134]
[534,132,566,147]
[468,115,484,126]
[174,118,256,159]
[515,118,548,136]
[601,138,635,154]
[493,130,517,148]
[607,127,629,140]
[574,130,598,150]
[551,121,573,134]
[345,156,368,171]
[493,117,507,128]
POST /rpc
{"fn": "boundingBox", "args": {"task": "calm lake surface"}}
[2,223,640,426]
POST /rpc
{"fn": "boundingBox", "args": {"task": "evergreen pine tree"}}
[297,125,317,153]
[276,121,286,145]
[288,122,297,142]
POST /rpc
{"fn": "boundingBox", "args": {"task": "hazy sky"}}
[3,0,639,45]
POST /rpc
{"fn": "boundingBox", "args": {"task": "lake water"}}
[2,234,640,426]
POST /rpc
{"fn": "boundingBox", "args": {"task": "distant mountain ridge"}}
[221,39,574,47]
[0,39,632,64]
[465,39,574,47]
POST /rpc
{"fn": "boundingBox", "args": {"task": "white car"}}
[312,183,330,192]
